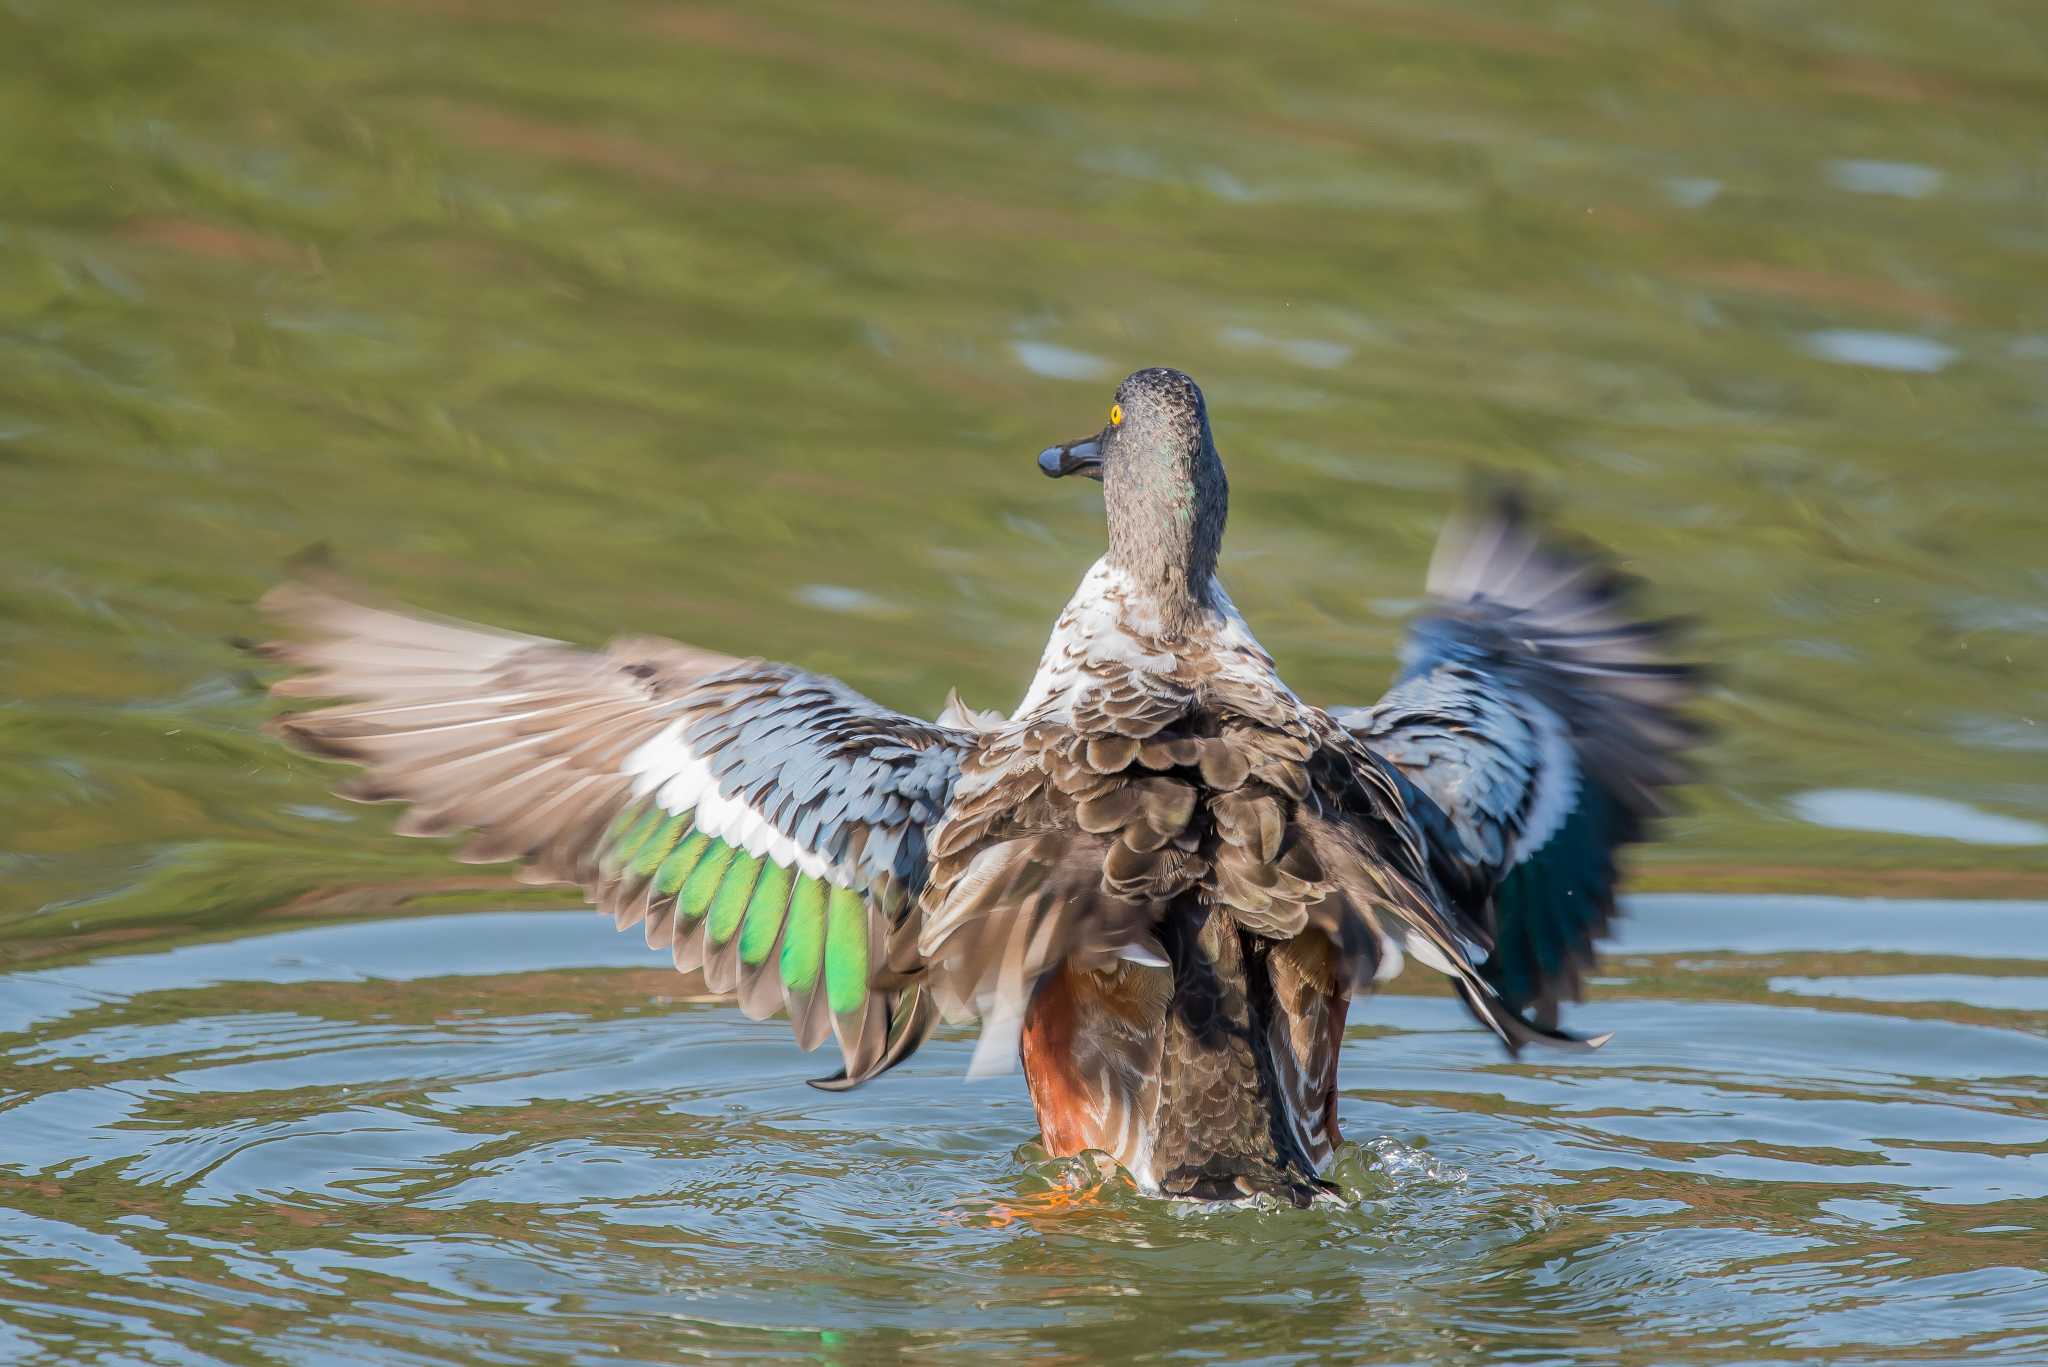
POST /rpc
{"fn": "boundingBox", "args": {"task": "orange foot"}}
[968,1184,1105,1229]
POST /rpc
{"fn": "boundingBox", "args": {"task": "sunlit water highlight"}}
[5,0,2048,1360]
[5,896,2048,1363]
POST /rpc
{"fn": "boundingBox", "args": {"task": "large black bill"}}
[1037,434,1105,480]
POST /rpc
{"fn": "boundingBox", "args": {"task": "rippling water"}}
[7,897,2048,1362]
[5,0,2048,1360]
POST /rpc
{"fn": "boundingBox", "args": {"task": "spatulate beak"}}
[1037,433,1105,480]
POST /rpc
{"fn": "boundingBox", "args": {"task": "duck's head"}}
[1039,367,1229,619]
[1037,367,1212,483]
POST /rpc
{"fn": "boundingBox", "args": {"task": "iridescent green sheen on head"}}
[1092,367,1227,631]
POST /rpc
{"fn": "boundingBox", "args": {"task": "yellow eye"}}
[1108,403,1123,426]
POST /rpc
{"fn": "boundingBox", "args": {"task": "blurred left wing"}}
[1334,492,1704,1029]
[259,582,972,1087]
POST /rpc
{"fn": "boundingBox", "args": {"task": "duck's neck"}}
[1104,439,1229,636]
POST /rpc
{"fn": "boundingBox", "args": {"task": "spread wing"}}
[258,581,972,1088]
[1336,491,1704,1028]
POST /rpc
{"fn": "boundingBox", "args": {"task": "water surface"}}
[6,897,2048,1362]
[4,0,2047,1361]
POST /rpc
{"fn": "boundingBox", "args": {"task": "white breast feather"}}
[1014,559,1178,720]
[1204,578,1293,696]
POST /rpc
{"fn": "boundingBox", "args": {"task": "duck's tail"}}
[1150,910,1332,1208]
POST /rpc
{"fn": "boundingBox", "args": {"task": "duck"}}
[261,366,1700,1206]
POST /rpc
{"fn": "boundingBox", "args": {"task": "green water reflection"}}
[3,0,2047,1361]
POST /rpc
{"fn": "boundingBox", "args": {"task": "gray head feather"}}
[1101,368,1229,629]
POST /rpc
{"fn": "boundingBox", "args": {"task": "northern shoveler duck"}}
[262,367,1700,1206]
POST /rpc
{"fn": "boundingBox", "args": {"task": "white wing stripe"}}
[625,720,846,882]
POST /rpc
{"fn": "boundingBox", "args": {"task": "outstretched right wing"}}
[1336,491,1704,1028]
[260,582,971,1088]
